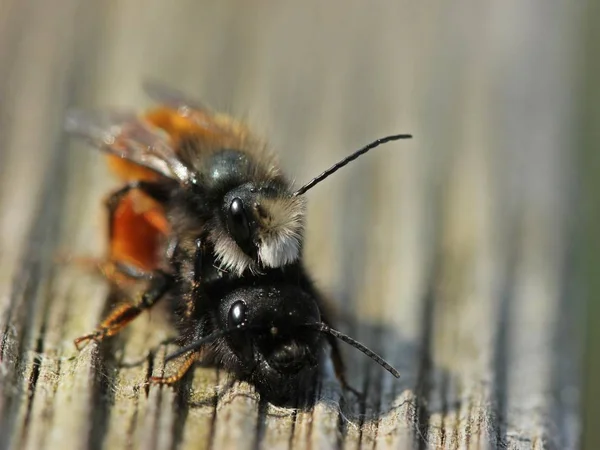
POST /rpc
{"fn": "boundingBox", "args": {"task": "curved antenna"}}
[293,134,412,197]
[166,322,401,379]
[164,329,232,362]
[306,322,401,379]
[164,325,262,362]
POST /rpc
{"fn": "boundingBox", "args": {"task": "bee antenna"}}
[292,134,412,197]
[164,329,234,362]
[164,325,266,362]
[307,323,401,379]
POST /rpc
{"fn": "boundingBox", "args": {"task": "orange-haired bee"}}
[66,82,411,351]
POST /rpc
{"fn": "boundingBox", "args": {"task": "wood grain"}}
[0,1,584,449]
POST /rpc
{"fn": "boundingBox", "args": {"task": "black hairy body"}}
[166,264,334,405]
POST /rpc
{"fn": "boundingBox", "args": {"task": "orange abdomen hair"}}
[106,106,228,182]
[106,155,162,182]
[110,192,169,272]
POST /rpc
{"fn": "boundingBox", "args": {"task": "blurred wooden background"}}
[0,1,587,449]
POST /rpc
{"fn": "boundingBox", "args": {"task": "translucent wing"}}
[143,80,208,113]
[65,108,194,183]
[142,81,228,134]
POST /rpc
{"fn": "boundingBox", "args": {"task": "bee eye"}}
[228,300,247,329]
[227,198,251,244]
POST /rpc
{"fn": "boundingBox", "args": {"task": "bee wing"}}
[65,109,194,183]
[142,80,229,134]
[143,80,208,114]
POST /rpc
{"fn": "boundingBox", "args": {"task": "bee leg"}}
[55,250,155,288]
[75,258,154,284]
[326,333,364,399]
[110,261,155,281]
[106,180,169,241]
[149,352,199,385]
[74,271,172,350]
[182,237,205,319]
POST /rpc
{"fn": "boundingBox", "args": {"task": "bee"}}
[153,264,400,405]
[66,83,412,349]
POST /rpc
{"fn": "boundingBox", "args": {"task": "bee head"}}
[217,284,322,399]
[166,280,401,405]
[215,182,305,275]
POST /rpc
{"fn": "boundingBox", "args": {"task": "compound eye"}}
[228,300,248,329]
[227,198,251,244]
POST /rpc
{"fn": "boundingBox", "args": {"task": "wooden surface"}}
[0,1,585,449]
[581,2,600,448]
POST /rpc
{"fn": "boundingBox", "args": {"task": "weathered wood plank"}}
[580,1,600,449]
[0,1,584,449]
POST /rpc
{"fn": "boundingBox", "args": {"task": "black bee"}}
[67,83,412,349]
[155,264,400,405]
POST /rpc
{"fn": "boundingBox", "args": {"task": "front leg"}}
[74,270,173,350]
[149,351,200,385]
